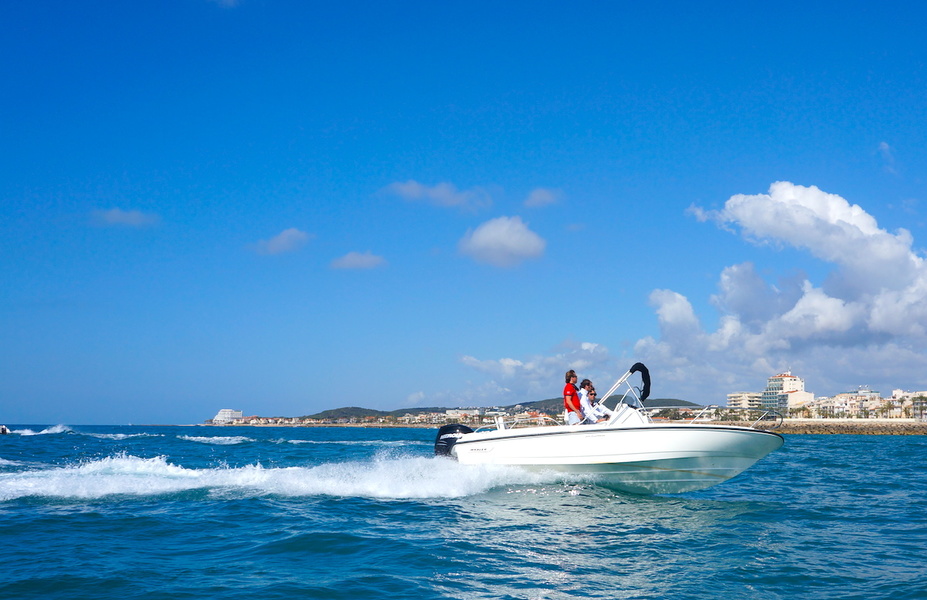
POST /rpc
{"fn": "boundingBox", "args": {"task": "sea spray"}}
[0,451,554,501]
[13,424,73,436]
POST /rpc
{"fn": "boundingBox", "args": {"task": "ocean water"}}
[1,425,925,599]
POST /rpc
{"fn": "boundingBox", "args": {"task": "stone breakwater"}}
[776,419,927,435]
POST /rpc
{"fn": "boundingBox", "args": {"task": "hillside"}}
[304,397,698,420]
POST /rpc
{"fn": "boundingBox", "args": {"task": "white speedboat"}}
[434,363,784,495]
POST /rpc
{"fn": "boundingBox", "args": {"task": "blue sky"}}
[3,1,927,424]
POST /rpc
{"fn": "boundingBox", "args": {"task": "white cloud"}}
[685,203,711,223]
[635,181,927,401]
[381,180,491,211]
[253,228,312,255]
[402,381,513,409]
[711,181,920,297]
[405,391,426,406]
[524,187,562,207]
[878,141,897,174]
[458,216,546,267]
[331,251,386,270]
[459,341,624,405]
[710,262,789,326]
[93,208,160,227]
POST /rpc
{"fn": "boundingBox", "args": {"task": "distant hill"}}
[303,406,450,420]
[304,397,698,420]
[305,406,389,420]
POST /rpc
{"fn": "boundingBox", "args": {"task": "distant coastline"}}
[202,418,927,435]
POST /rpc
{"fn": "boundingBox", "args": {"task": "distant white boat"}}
[435,363,784,495]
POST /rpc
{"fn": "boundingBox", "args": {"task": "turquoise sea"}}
[1,425,925,599]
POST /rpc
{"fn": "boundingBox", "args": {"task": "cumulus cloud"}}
[331,251,387,270]
[710,181,920,297]
[92,208,160,227]
[524,187,562,207]
[458,216,546,267]
[635,181,927,401]
[253,228,312,255]
[381,180,491,211]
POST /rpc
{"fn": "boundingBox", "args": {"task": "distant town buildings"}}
[728,372,927,420]
[207,373,927,427]
[729,371,813,412]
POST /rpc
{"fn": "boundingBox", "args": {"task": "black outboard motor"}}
[434,424,473,457]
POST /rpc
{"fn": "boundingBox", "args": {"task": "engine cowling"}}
[434,424,473,457]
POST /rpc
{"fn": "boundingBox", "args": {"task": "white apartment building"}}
[727,392,762,409]
[212,408,243,424]
[892,389,927,401]
[729,371,814,412]
[761,371,813,411]
[784,390,816,410]
[446,408,483,418]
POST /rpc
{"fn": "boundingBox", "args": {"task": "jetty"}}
[778,418,927,435]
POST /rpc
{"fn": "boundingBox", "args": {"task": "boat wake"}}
[0,453,560,502]
[13,424,73,436]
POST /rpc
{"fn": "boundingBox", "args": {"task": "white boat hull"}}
[451,423,784,495]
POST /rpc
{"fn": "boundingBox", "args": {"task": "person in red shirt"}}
[563,369,582,425]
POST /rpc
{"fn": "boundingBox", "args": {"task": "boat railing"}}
[474,414,563,432]
[639,405,784,430]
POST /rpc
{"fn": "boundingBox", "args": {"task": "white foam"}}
[0,458,22,467]
[14,424,72,436]
[84,432,162,441]
[178,435,255,445]
[281,439,420,447]
[0,453,558,501]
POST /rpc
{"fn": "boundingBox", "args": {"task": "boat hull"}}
[451,424,784,494]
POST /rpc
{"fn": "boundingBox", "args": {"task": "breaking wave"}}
[177,435,255,445]
[14,424,73,436]
[84,432,162,441]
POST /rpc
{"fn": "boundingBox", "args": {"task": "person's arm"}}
[566,390,581,413]
[579,391,594,422]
